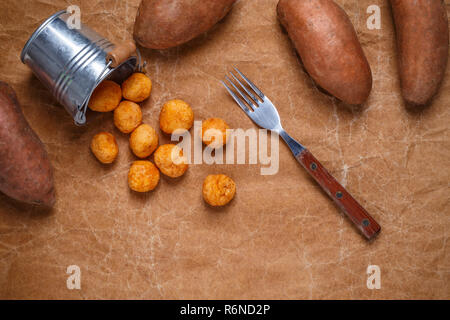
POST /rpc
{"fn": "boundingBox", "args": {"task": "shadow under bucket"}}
[21,10,139,125]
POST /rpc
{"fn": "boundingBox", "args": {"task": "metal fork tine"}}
[221,80,251,114]
[225,76,257,109]
[229,72,260,106]
[233,67,265,99]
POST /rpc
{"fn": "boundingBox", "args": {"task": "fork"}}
[222,67,381,240]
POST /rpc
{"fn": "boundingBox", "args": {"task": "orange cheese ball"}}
[122,73,152,103]
[159,99,194,134]
[201,118,230,148]
[88,80,122,112]
[90,132,119,164]
[129,124,159,158]
[202,174,236,207]
[128,161,160,192]
[154,144,188,178]
[114,101,143,134]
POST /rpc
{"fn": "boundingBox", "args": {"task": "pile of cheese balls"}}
[88,72,236,207]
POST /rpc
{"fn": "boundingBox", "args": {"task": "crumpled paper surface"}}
[0,0,448,299]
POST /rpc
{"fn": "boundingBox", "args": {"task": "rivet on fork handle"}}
[297,149,381,240]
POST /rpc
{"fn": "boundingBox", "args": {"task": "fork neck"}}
[277,128,305,157]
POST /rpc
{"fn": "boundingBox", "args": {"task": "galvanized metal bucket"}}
[21,10,139,125]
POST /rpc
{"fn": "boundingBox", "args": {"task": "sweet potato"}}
[0,81,55,207]
[277,0,372,105]
[390,0,449,108]
[134,0,237,49]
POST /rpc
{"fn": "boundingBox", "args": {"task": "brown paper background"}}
[0,0,449,299]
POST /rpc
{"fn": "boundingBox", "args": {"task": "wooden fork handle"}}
[296,149,381,240]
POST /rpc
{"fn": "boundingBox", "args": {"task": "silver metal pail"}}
[21,10,139,125]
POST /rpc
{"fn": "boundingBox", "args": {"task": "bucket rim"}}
[20,10,67,63]
[74,56,138,126]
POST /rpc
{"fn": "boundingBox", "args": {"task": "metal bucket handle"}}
[75,40,145,125]
[107,40,136,68]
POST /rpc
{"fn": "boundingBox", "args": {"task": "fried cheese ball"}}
[128,161,160,192]
[122,73,152,103]
[154,144,188,178]
[159,99,194,134]
[88,80,122,112]
[90,132,119,164]
[201,118,230,148]
[202,174,236,207]
[129,124,159,158]
[114,101,143,133]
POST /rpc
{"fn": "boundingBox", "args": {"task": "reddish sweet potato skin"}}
[390,0,449,108]
[277,0,372,105]
[0,81,55,207]
[134,0,237,49]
